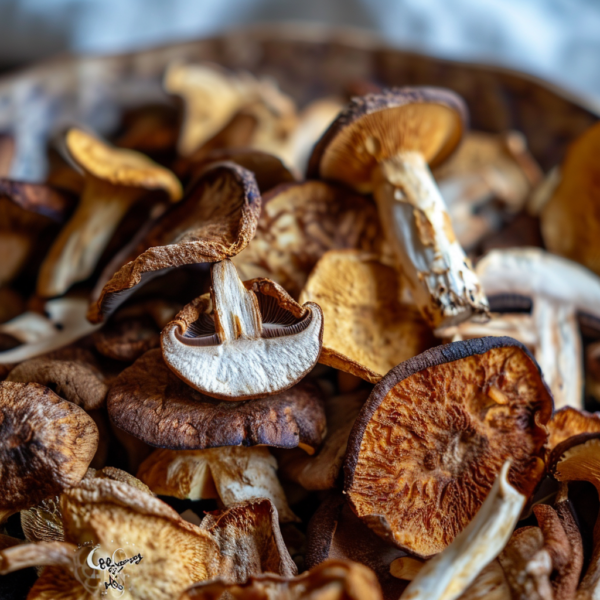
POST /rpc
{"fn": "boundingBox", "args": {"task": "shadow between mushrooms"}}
[343,337,552,558]
[161,259,323,400]
[107,349,326,452]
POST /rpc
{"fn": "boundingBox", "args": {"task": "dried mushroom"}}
[344,337,552,558]
[308,87,489,328]
[161,260,323,400]
[299,250,434,382]
[548,406,600,450]
[107,349,326,451]
[233,180,386,298]
[180,559,382,600]
[0,381,98,518]
[137,445,297,522]
[89,161,261,322]
[20,497,65,544]
[0,134,14,176]
[541,122,600,276]
[37,128,182,297]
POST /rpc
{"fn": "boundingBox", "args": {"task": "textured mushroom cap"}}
[0,381,98,513]
[65,128,182,200]
[233,181,387,299]
[307,87,466,193]
[107,349,326,451]
[300,250,435,382]
[344,337,552,558]
[548,407,600,450]
[541,122,600,275]
[89,161,261,322]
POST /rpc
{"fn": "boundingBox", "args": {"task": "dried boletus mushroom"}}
[343,337,552,558]
[299,250,434,383]
[107,349,326,452]
[540,122,600,275]
[308,87,489,328]
[180,559,382,600]
[0,381,98,518]
[37,128,182,298]
[89,161,261,322]
[161,260,323,400]
[548,406,600,450]
[137,445,297,522]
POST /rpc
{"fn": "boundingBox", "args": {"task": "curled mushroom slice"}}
[37,128,182,297]
[343,337,552,558]
[308,87,489,328]
[233,180,387,299]
[541,122,600,276]
[180,559,382,600]
[300,250,434,383]
[137,446,298,522]
[161,260,323,400]
[107,349,326,452]
[548,407,600,450]
[0,381,98,519]
[89,161,261,323]
[400,462,525,600]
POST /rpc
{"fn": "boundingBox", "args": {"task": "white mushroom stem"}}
[37,179,144,297]
[400,461,525,600]
[373,151,488,328]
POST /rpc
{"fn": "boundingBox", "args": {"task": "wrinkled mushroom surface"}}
[548,407,600,450]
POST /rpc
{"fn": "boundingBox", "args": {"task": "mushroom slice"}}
[343,337,552,558]
[161,260,323,400]
[180,559,382,600]
[400,462,525,600]
[308,87,489,328]
[548,407,600,450]
[20,497,65,543]
[137,446,298,522]
[0,381,98,517]
[299,250,435,383]
[107,349,326,451]
[541,122,600,275]
[233,181,387,299]
[89,161,261,323]
[0,298,101,364]
[37,128,182,297]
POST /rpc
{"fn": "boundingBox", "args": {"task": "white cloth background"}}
[0,0,599,102]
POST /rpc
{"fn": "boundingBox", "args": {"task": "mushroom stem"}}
[0,541,77,574]
[373,151,488,328]
[37,178,144,297]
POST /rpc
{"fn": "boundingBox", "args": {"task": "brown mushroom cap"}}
[343,337,552,558]
[548,407,600,450]
[0,178,74,222]
[299,250,435,382]
[107,349,326,451]
[89,161,261,323]
[0,381,98,514]
[307,87,466,193]
[541,122,600,275]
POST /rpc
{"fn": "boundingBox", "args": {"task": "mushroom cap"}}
[299,250,435,382]
[307,87,466,193]
[548,407,600,450]
[0,381,98,513]
[541,122,600,275]
[550,432,600,492]
[88,161,261,323]
[343,337,552,558]
[65,128,182,200]
[107,349,326,451]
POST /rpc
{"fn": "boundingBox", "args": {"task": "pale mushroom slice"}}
[137,446,298,522]
[473,247,600,409]
[0,297,100,365]
[37,128,182,297]
[343,337,552,558]
[180,559,382,600]
[233,180,387,299]
[299,250,435,383]
[0,381,98,520]
[89,161,261,323]
[548,407,600,450]
[107,349,326,452]
[540,122,600,276]
[400,462,524,600]
[161,260,323,400]
[308,87,489,328]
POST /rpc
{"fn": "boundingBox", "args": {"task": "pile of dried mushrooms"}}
[1,62,600,600]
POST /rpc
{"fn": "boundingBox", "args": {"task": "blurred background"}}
[0,0,599,102]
